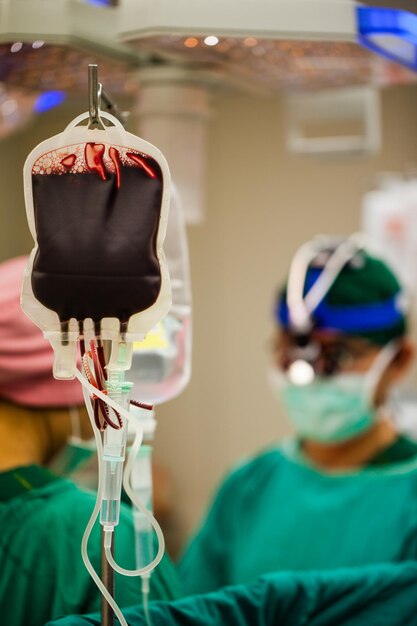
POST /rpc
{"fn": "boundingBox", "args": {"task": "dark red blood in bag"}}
[31,145,164,324]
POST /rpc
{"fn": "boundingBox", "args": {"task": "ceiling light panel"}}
[128,36,416,91]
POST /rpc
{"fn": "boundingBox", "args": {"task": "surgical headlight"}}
[281,234,369,385]
[282,335,318,383]
[287,359,315,386]
[277,233,409,399]
[282,335,356,384]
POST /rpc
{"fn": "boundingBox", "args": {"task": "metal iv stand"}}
[87,64,127,626]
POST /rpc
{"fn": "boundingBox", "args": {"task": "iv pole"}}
[87,63,126,626]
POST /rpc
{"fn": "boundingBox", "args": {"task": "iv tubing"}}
[142,575,151,626]
[73,368,132,423]
[80,385,129,626]
[76,368,165,623]
[75,368,165,573]
[103,427,165,576]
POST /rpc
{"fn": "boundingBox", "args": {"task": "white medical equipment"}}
[362,175,417,442]
[362,176,417,295]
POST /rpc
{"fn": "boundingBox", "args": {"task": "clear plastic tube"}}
[134,508,154,571]
[141,574,151,626]
[131,447,154,625]
[130,419,156,626]
[73,369,132,422]
[79,385,129,626]
[75,367,164,618]
[103,429,165,576]
[100,376,131,528]
[132,446,154,558]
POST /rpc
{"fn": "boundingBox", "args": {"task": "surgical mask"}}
[48,407,95,476]
[48,436,96,476]
[269,342,399,443]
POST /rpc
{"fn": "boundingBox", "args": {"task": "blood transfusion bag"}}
[130,186,192,405]
[21,112,171,378]
[20,110,173,626]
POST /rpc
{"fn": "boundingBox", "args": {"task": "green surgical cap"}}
[278,251,408,345]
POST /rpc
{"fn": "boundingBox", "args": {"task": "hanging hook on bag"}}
[88,63,128,128]
[88,64,102,127]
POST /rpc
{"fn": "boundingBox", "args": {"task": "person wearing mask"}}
[0,256,179,626]
[180,235,417,593]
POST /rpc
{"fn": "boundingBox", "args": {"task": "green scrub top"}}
[180,436,417,595]
[0,465,179,626]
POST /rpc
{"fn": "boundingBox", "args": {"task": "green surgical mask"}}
[48,437,96,476]
[270,342,398,443]
[48,407,95,477]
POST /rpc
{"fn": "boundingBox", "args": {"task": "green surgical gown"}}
[0,465,179,626]
[46,561,417,626]
[180,437,417,595]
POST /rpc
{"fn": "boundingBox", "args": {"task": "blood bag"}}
[21,111,171,378]
[130,186,192,404]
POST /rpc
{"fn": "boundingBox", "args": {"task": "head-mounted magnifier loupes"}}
[279,234,370,385]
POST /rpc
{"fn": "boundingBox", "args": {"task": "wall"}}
[1,84,416,556]
[0,111,75,260]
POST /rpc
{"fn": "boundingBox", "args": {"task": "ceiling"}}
[0,0,415,98]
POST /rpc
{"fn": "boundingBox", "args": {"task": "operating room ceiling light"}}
[0,39,138,140]
[128,36,416,91]
[0,0,414,225]
[184,37,199,49]
[204,36,219,47]
[85,0,112,5]
[10,42,23,53]
[33,90,67,113]
[0,1,415,94]
[0,42,139,95]
[357,7,417,72]
[0,83,36,139]
[119,1,417,90]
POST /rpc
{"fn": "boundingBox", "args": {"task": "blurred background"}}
[1,0,417,556]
